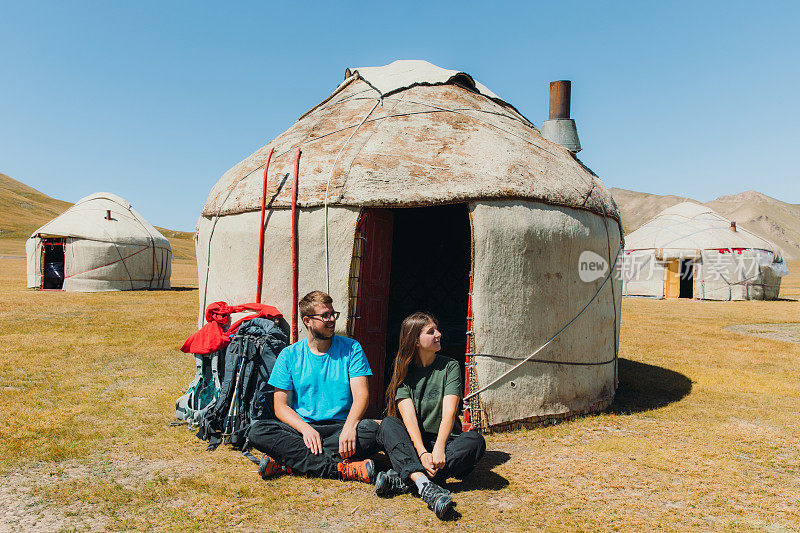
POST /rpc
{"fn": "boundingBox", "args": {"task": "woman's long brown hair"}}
[385,312,439,417]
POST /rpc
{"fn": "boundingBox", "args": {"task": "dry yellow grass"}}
[1,253,798,531]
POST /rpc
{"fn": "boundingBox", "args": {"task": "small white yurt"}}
[196,60,623,431]
[26,192,172,291]
[623,202,789,300]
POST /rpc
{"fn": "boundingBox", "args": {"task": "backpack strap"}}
[240,439,261,465]
[211,351,222,393]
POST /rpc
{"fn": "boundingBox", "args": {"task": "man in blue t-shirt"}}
[247,291,379,482]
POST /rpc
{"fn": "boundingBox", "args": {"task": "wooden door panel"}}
[352,209,393,417]
[665,259,680,298]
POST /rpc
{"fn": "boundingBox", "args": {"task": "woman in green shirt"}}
[375,312,486,520]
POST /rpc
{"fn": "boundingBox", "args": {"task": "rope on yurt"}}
[463,249,620,402]
[323,98,381,293]
[201,105,502,303]
[126,202,161,289]
[341,94,538,132]
[199,101,402,313]
[599,197,620,387]
[64,245,150,279]
[256,148,275,302]
[99,223,136,290]
[464,166,622,405]
[380,97,557,156]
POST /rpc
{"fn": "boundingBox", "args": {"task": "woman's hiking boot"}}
[419,482,455,520]
[337,458,375,483]
[258,454,291,479]
[374,469,411,497]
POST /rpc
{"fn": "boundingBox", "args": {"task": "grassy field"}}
[1,243,798,531]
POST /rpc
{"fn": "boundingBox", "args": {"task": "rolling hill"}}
[0,172,195,259]
[610,187,800,260]
[0,172,72,239]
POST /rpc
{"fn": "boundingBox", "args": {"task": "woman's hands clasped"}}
[420,447,446,478]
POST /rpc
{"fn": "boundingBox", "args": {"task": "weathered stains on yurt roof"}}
[202,60,618,220]
[625,201,782,254]
[31,191,171,248]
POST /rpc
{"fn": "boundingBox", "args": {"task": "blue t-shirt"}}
[268,335,372,422]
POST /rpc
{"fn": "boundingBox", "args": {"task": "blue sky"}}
[1,1,798,231]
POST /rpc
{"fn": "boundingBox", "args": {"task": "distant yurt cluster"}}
[26,192,172,291]
[195,60,623,431]
[622,202,789,300]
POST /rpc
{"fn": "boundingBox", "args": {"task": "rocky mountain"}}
[610,188,800,260]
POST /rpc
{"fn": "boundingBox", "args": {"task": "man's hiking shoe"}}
[258,454,290,479]
[337,458,375,483]
[375,469,411,497]
[419,482,455,520]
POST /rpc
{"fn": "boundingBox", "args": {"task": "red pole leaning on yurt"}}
[290,147,301,343]
[463,270,474,431]
[256,147,274,303]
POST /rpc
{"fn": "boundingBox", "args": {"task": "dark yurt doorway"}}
[679,259,694,298]
[42,237,65,290]
[350,204,471,417]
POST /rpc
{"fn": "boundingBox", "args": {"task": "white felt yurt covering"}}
[26,192,172,291]
[196,60,623,430]
[623,202,788,300]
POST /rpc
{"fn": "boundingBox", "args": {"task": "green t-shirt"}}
[396,355,463,439]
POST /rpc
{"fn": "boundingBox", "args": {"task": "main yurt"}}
[26,192,172,291]
[623,202,788,300]
[196,60,623,430]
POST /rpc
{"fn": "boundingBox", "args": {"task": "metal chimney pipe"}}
[541,80,581,152]
[549,80,571,119]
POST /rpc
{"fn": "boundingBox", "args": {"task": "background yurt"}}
[196,60,623,431]
[622,202,789,300]
[26,192,172,292]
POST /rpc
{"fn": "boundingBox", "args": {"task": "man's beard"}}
[309,325,334,341]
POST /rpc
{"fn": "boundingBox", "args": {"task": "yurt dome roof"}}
[625,201,782,254]
[202,60,618,220]
[30,192,170,247]
[75,191,132,210]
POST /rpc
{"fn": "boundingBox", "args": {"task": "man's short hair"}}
[298,290,334,319]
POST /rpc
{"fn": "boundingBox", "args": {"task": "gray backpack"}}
[175,350,225,426]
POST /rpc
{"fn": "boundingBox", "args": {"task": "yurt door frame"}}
[40,237,66,291]
[348,205,471,418]
[664,258,695,299]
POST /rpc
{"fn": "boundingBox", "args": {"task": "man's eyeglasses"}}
[307,311,340,321]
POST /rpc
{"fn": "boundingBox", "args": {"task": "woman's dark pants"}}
[376,416,486,482]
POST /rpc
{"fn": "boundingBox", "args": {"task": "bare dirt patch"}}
[725,323,800,343]
[0,453,195,532]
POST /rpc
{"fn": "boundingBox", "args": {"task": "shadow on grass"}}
[443,450,510,493]
[608,358,692,414]
[169,286,198,292]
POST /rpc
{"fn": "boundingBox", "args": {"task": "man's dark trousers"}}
[376,416,486,482]
[248,418,379,478]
